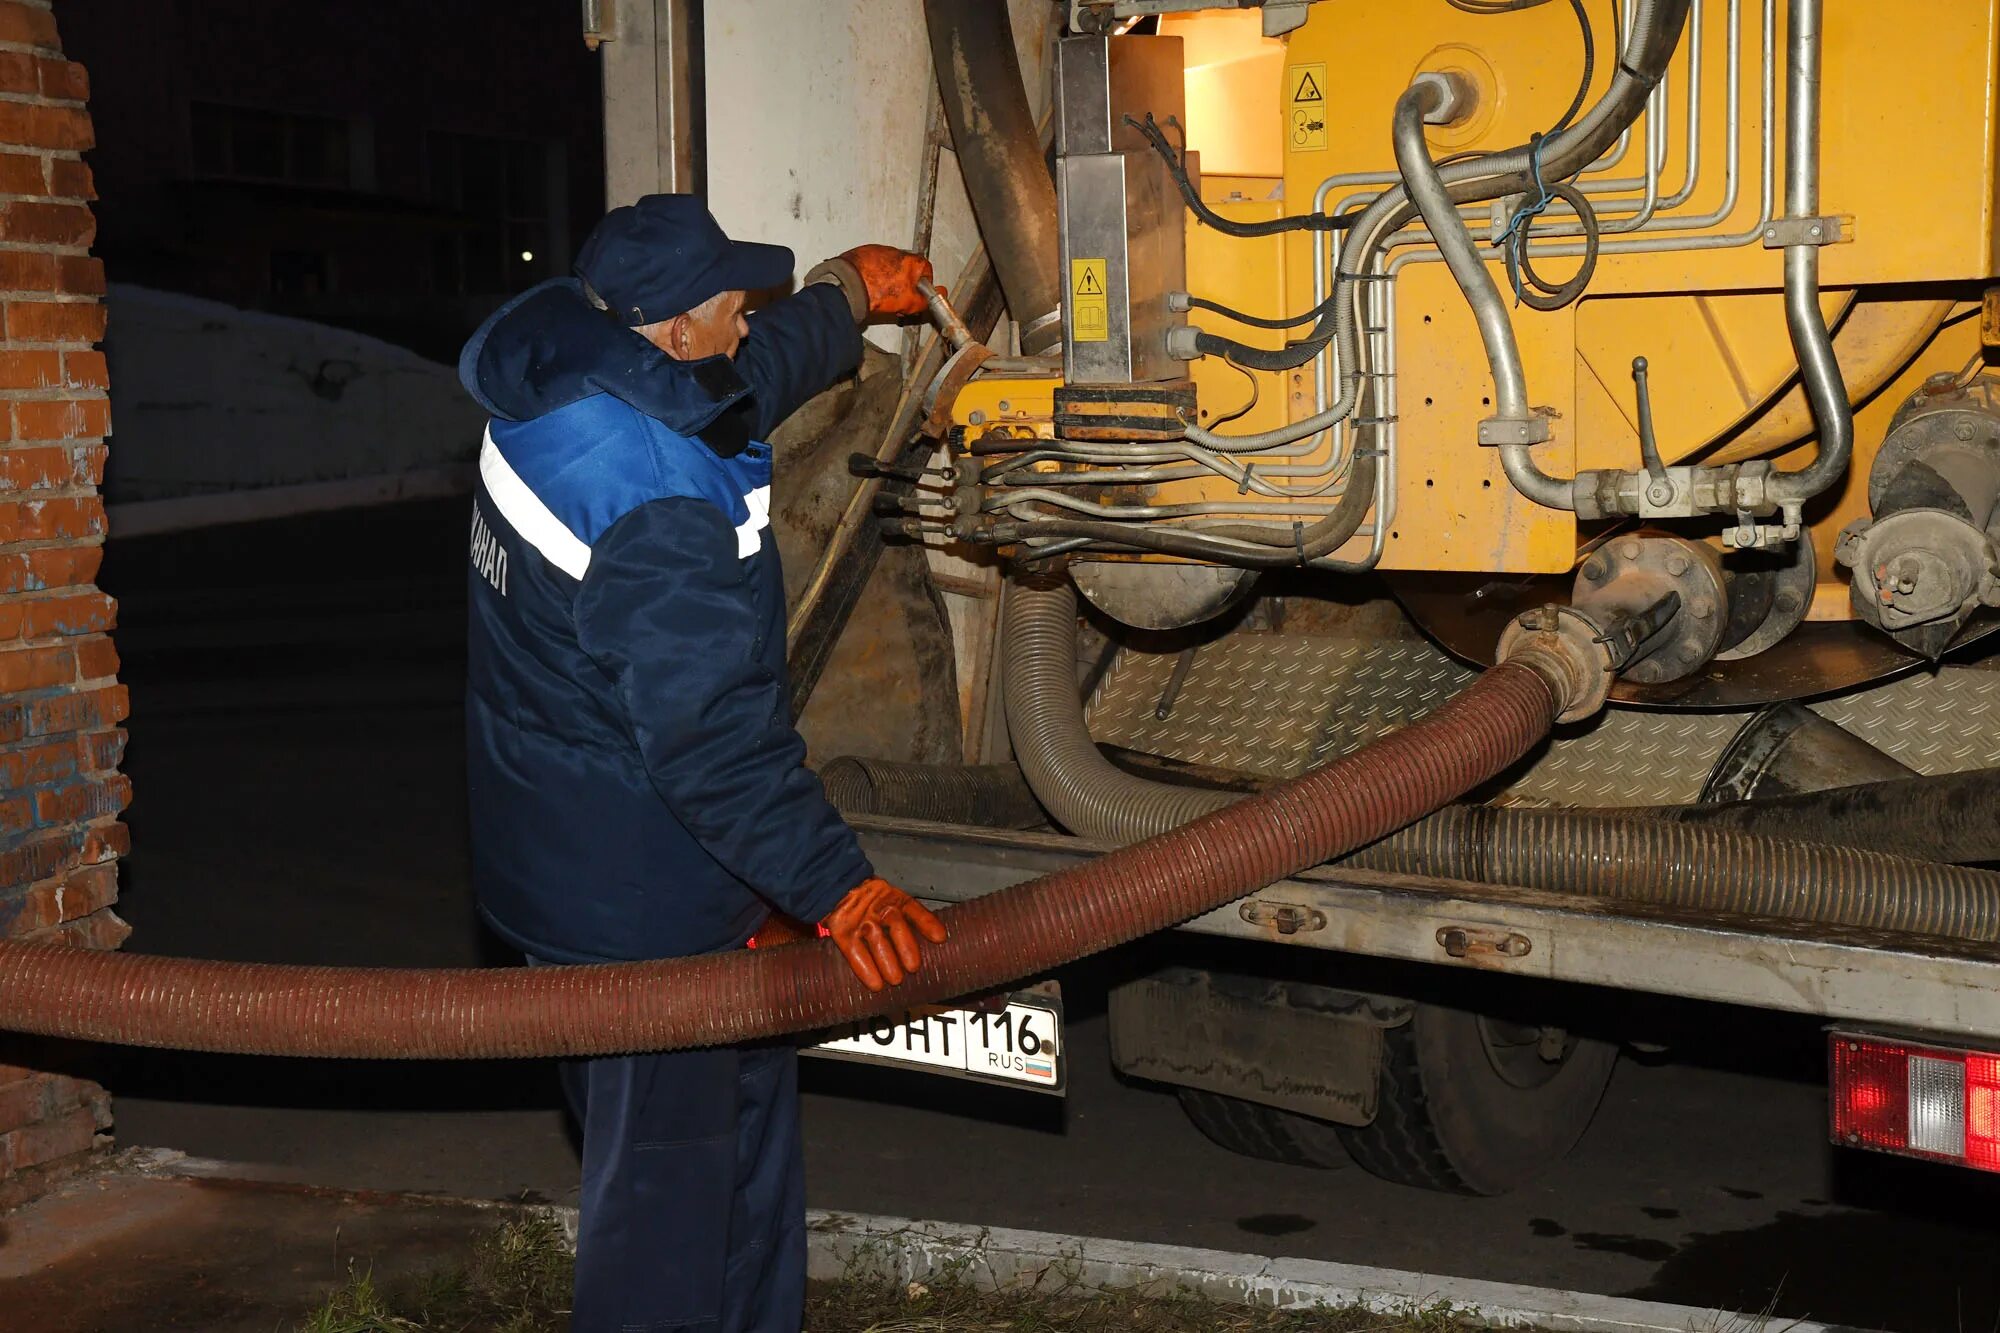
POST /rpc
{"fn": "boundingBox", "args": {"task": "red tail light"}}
[1830,1031,2000,1173]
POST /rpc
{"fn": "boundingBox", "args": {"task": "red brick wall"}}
[0,0,121,1207]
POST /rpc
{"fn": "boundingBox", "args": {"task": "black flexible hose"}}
[1504,179,1601,311]
[1637,770,2000,867]
[820,757,1046,830]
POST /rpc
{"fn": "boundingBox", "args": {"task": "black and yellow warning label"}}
[1071,258,1109,343]
[1288,62,1328,153]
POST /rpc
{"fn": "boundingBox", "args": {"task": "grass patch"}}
[296,1216,1501,1332]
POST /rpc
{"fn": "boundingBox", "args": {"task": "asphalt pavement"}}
[65,502,2000,1333]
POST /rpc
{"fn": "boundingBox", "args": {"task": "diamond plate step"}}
[1086,633,2000,807]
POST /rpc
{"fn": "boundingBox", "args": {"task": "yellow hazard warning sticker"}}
[1071,258,1109,343]
[1288,62,1328,152]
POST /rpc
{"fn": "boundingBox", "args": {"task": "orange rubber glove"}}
[837,245,935,321]
[824,876,948,992]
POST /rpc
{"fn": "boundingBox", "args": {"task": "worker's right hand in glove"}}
[824,876,948,992]
[805,246,935,324]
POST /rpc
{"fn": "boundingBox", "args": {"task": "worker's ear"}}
[662,312,693,361]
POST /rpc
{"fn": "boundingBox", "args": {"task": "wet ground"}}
[23,500,2000,1332]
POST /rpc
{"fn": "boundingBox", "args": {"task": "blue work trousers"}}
[557,1042,807,1333]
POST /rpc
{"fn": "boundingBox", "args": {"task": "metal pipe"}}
[1393,79,1574,510]
[1764,0,1851,505]
[922,0,1063,352]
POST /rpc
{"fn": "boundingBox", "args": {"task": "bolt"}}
[1678,644,1704,666]
[998,400,1012,413]
[1666,552,1691,577]
[1958,419,1980,441]
[1892,556,1922,596]
[1689,597,1715,619]
[1809,223,1824,239]
[1647,480,1675,507]
[1437,928,1471,958]
[1775,591,1800,615]
[967,409,987,425]
[1581,556,1607,583]
[1618,538,1641,560]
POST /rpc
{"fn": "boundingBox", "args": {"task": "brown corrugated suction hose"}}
[0,659,1561,1059]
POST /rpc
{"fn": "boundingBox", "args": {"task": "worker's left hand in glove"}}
[824,876,948,991]
[805,246,935,324]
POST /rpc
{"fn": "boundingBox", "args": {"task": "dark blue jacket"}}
[458,277,872,963]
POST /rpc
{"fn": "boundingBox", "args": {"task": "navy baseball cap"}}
[574,194,795,327]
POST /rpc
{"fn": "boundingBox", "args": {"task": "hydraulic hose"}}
[0,655,1563,1059]
[923,0,1062,353]
[820,756,1046,830]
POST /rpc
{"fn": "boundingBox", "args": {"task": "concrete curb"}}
[131,1153,1874,1333]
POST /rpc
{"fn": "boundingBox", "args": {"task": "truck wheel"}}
[1335,1003,1617,1195]
[1176,1088,1350,1168]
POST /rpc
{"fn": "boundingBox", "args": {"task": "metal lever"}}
[917,277,974,353]
[1631,357,1674,508]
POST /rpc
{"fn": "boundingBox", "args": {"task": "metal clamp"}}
[1477,415,1553,447]
[1761,214,1852,248]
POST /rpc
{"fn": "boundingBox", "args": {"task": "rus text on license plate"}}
[806,988,1064,1094]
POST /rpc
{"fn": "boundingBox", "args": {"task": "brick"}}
[0,642,71,691]
[36,57,86,103]
[18,589,113,638]
[0,50,31,96]
[0,494,104,541]
[73,633,115,681]
[0,1072,84,1133]
[4,299,103,343]
[0,442,99,489]
[80,818,126,858]
[0,601,15,637]
[0,791,27,828]
[0,827,81,886]
[0,150,43,195]
[57,862,117,916]
[1,1103,100,1173]
[0,737,78,787]
[45,156,90,200]
[61,349,104,388]
[0,3,60,50]
[19,683,125,737]
[0,249,55,292]
[53,254,101,295]
[28,906,129,950]
[0,350,59,391]
[0,544,100,594]
[14,396,108,441]
[0,200,92,247]
[32,772,130,826]
[0,102,91,152]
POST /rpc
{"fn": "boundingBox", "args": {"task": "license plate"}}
[806,984,1065,1094]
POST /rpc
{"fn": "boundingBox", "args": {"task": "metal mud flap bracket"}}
[1108,966,1413,1127]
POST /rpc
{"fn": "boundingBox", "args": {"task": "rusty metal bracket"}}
[1760,214,1852,248]
[1436,925,1535,961]
[1239,899,1328,936]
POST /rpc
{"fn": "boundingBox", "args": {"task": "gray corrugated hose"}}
[1001,578,2000,942]
[1003,579,1235,842]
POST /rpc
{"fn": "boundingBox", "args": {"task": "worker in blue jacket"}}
[457,194,949,1333]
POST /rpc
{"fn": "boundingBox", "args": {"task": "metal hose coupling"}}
[1495,604,1619,724]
